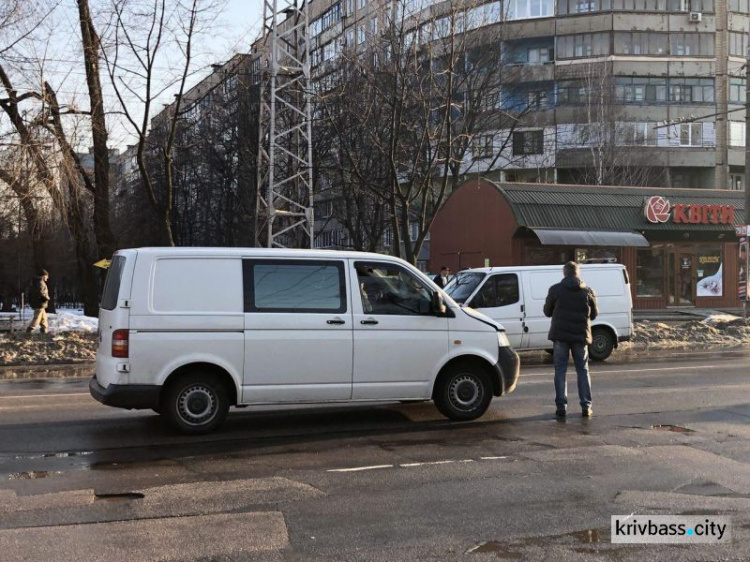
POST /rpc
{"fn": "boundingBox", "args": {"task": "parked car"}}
[90,248,520,433]
[445,264,632,361]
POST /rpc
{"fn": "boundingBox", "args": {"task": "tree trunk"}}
[77,0,117,259]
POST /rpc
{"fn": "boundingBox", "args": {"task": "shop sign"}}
[643,196,735,225]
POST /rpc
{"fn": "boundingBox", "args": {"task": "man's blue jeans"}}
[553,341,592,410]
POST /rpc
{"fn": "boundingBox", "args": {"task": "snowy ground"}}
[1,312,749,367]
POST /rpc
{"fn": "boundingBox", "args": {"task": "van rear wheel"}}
[433,364,492,421]
[589,328,615,361]
[163,373,229,434]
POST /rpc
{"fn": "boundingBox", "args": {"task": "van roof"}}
[459,264,626,274]
[118,247,406,262]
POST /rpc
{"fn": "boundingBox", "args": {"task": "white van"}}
[444,264,632,361]
[90,248,520,433]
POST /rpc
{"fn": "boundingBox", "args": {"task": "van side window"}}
[472,274,519,308]
[355,262,431,315]
[243,260,346,313]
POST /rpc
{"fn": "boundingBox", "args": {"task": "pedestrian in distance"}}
[543,261,599,418]
[26,268,50,335]
[433,266,451,289]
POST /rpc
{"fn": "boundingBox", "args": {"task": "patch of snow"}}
[48,312,98,333]
[702,313,742,326]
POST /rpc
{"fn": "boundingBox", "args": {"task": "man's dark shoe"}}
[582,408,593,418]
[555,408,566,418]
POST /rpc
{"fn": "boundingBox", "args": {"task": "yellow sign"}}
[698,256,720,265]
[93,259,112,269]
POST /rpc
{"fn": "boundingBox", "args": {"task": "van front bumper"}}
[494,346,520,396]
[89,376,160,410]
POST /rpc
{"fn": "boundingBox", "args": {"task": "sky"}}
[1,0,267,151]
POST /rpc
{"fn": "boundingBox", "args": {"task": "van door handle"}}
[361,319,379,325]
[327,318,346,325]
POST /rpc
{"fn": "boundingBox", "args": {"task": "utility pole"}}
[255,0,315,249]
[744,45,750,319]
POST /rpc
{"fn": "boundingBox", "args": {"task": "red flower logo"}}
[644,196,671,224]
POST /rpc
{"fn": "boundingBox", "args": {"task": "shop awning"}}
[529,228,650,247]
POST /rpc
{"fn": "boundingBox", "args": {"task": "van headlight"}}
[497,331,510,348]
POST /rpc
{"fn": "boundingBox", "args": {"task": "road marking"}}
[329,457,506,472]
[400,460,474,467]
[327,464,393,472]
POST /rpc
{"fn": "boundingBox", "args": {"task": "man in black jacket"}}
[543,261,599,418]
[26,269,50,334]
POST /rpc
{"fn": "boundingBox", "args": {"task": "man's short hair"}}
[440,266,449,272]
[39,268,49,277]
[563,261,579,278]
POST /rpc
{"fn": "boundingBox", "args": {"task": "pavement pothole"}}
[466,541,523,559]
[94,492,145,502]
[7,470,61,480]
[651,424,695,433]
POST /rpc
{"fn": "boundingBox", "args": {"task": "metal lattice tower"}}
[255,0,314,248]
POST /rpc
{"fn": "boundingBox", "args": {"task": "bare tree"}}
[101,0,226,246]
[557,62,665,187]
[314,0,533,264]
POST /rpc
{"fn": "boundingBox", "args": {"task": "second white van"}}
[445,264,633,361]
[90,248,520,433]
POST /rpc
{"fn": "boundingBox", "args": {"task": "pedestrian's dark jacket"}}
[543,276,598,344]
[433,274,448,288]
[28,276,49,309]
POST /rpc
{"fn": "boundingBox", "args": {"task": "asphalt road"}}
[1,349,749,561]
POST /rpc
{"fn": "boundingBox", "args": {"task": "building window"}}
[679,123,703,146]
[729,0,749,13]
[557,81,590,105]
[614,32,668,55]
[557,33,610,59]
[669,78,714,103]
[512,130,544,155]
[636,247,664,297]
[670,33,714,56]
[358,0,366,8]
[370,16,378,36]
[472,134,494,158]
[617,122,658,146]
[527,90,550,110]
[357,25,366,44]
[558,0,611,14]
[527,46,553,64]
[730,32,749,57]
[730,122,745,147]
[730,78,745,103]
[508,0,555,19]
[346,28,355,47]
[611,0,710,10]
[730,174,744,191]
[615,77,667,103]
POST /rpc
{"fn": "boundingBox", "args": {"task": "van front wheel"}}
[163,373,229,434]
[433,364,492,421]
[589,328,615,361]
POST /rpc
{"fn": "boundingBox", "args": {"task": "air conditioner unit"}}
[689,11,702,22]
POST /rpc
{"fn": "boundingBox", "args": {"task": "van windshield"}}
[444,271,486,304]
[101,255,126,311]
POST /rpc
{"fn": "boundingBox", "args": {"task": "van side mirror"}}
[431,291,447,316]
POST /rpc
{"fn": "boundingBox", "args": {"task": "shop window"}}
[696,247,722,297]
[636,247,664,297]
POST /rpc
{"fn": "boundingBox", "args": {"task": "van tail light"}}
[112,329,129,358]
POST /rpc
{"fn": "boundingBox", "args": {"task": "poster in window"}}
[696,251,722,297]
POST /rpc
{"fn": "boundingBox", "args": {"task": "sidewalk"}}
[634,307,746,323]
